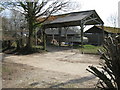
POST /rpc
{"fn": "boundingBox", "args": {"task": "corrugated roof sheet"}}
[49,12,90,24]
[37,10,104,28]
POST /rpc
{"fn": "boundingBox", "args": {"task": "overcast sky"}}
[71,0,120,27]
[1,0,120,27]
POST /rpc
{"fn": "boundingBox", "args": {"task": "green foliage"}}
[87,35,120,89]
[0,7,4,12]
[11,42,17,47]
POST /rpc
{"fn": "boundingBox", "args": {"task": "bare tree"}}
[1,0,69,50]
[2,17,13,49]
[1,0,82,51]
[1,9,27,49]
[107,13,118,28]
[10,10,27,50]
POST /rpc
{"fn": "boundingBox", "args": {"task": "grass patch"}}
[32,45,43,50]
[80,45,102,54]
[2,64,12,76]
[2,66,11,73]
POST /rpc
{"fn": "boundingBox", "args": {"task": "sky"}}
[1,0,120,28]
[70,0,120,27]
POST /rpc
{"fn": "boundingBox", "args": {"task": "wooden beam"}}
[80,20,84,54]
[58,28,61,47]
[101,24,104,45]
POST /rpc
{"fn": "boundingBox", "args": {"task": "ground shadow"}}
[46,44,78,53]
[49,75,96,88]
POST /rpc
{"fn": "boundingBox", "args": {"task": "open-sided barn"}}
[38,10,104,49]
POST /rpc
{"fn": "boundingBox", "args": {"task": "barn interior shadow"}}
[46,44,77,53]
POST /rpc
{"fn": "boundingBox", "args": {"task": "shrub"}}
[87,35,120,89]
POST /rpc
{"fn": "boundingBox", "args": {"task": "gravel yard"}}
[2,46,101,88]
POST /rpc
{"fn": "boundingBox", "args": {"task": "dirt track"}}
[2,47,101,88]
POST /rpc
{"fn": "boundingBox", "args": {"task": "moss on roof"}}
[97,26,120,33]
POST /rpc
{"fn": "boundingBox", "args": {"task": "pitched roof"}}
[85,26,108,34]
[98,26,120,33]
[85,26,120,34]
[37,10,104,28]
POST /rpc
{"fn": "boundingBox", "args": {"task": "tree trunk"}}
[7,40,11,49]
[20,31,23,48]
[43,29,46,50]
[25,2,34,51]
[16,40,20,50]
[26,19,33,51]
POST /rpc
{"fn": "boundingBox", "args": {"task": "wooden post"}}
[43,28,46,50]
[97,34,100,46]
[58,28,61,47]
[20,29,23,47]
[64,27,68,43]
[80,20,84,54]
[101,24,104,45]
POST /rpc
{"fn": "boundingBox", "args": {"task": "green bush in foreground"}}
[87,35,120,89]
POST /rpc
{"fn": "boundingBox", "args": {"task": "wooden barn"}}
[84,26,120,45]
[37,10,104,48]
